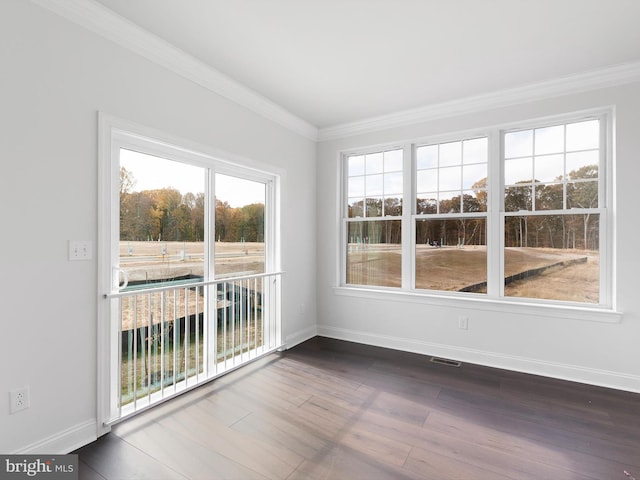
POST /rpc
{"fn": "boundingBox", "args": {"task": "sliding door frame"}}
[97,113,282,435]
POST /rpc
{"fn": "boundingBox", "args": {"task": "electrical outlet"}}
[10,386,30,414]
[458,315,469,330]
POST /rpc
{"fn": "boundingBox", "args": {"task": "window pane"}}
[463,163,487,189]
[534,154,564,183]
[439,166,461,191]
[119,149,205,286]
[417,145,438,169]
[347,220,401,287]
[439,191,462,213]
[417,169,437,193]
[348,155,365,176]
[567,180,598,209]
[463,189,487,212]
[535,183,563,210]
[504,214,599,303]
[215,173,265,278]
[366,173,384,196]
[440,141,462,166]
[505,157,532,185]
[415,218,487,292]
[384,171,403,195]
[535,125,564,155]
[566,120,599,151]
[505,130,533,158]
[366,152,383,174]
[384,196,402,216]
[348,175,365,197]
[505,185,533,212]
[416,195,437,214]
[348,198,364,218]
[463,137,488,164]
[566,151,598,178]
[366,197,383,217]
[384,149,403,172]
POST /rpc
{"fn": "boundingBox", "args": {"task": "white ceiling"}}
[89,0,640,130]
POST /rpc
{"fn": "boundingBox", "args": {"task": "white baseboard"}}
[317,325,640,394]
[284,325,317,350]
[11,326,638,455]
[11,326,314,456]
[14,420,97,455]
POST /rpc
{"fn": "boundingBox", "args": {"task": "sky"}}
[120,149,265,207]
[122,119,598,207]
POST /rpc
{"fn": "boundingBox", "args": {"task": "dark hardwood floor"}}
[76,337,640,479]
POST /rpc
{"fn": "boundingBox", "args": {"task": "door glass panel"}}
[118,148,206,408]
[214,173,266,278]
[119,149,206,287]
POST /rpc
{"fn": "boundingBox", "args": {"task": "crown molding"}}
[26,0,640,144]
[29,0,319,141]
[318,61,640,142]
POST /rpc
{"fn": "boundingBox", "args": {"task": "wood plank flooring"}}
[75,337,640,479]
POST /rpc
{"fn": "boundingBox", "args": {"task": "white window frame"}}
[341,144,409,288]
[337,108,619,322]
[412,133,491,293]
[499,112,611,306]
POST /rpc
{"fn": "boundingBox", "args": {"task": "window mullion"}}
[402,143,413,290]
[207,168,215,280]
[488,131,503,298]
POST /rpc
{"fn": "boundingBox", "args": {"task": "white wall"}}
[3,0,638,457]
[316,82,640,393]
[0,0,316,453]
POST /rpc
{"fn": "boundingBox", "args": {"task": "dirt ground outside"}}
[119,241,599,303]
[503,249,599,303]
[348,244,599,303]
[119,241,264,283]
[117,241,266,331]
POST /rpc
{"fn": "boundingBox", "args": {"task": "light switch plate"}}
[69,240,92,260]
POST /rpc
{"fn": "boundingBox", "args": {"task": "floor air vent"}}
[430,357,462,368]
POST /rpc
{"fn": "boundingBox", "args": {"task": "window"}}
[341,110,612,309]
[345,148,403,287]
[502,119,602,303]
[415,137,488,292]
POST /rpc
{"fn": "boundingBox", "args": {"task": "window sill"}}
[333,286,623,324]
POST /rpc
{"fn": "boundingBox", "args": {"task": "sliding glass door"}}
[99,118,281,428]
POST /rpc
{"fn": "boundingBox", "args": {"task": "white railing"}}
[105,271,283,422]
